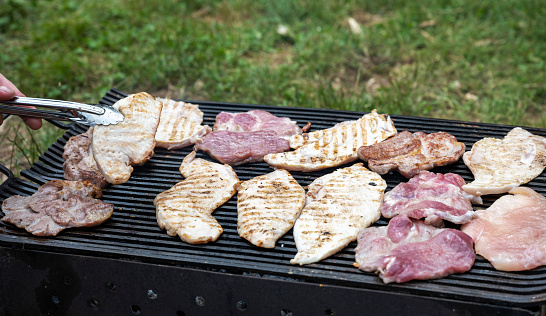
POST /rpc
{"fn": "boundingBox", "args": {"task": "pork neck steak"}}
[354,215,475,283]
[213,109,305,137]
[380,171,482,226]
[1,180,114,236]
[357,131,465,178]
[63,127,108,188]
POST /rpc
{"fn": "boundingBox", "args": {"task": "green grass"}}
[1,0,545,176]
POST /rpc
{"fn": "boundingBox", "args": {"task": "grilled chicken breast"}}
[462,127,546,196]
[264,110,396,172]
[92,92,163,185]
[155,98,211,150]
[236,169,305,248]
[154,151,239,244]
[291,163,387,265]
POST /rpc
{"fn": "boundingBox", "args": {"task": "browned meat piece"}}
[357,131,465,178]
[1,180,114,236]
[62,127,108,188]
[214,110,305,137]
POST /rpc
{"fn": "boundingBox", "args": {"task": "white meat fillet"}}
[291,163,387,265]
[236,169,305,248]
[92,92,163,185]
[154,151,239,244]
[462,127,546,196]
[155,98,211,150]
[461,187,546,271]
[264,110,396,172]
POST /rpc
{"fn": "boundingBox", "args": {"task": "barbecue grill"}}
[1,89,545,316]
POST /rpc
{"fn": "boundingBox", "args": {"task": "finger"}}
[0,85,16,101]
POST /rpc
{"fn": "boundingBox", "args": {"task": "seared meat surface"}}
[1,180,114,236]
[92,92,163,185]
[236,169,305,248]
[265,110,396,172]
[155,98,211,150]
[63,127,108,188]
[462,127,546,196]
[214,109,305,137]
[154,151,239,244]
[357,131,465,178]
[355,215,475,283]
[291,163,386,265]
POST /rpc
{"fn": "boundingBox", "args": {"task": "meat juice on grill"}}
[1,180,114,236]
[380,171,482,226]
[354,215,475,283]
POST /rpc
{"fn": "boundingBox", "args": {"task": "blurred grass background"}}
[1,0,545,177]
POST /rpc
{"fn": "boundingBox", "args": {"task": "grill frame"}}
[1,89,545,314]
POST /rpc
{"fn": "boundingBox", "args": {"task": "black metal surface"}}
[1,88,546,313]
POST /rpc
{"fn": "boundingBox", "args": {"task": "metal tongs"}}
[0,96,124,126]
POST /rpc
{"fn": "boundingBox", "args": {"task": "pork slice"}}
[461,187,546,271]
[194,130,290,165]
[265,110,397,172]
[462,127,546,196]
[236,169,306,248]
[92,92,163,185]
[357,131,465,178]
[380,171,481,225]
[154,151,239,244]
[291,163,386,265]
[1,180,114,236]
[355,215,475,283]
[214,110,304,137]
[155,98,211,150]
[63,127,108,188]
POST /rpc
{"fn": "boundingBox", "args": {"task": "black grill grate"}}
[1,88,545,308]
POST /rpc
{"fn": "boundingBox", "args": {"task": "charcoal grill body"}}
[1,89,545,315]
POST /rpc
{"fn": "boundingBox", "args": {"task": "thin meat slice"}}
[214,110,305,137]
[462,127,546,196]
[154,151,239,244]
[155,98,211,150]
[291,163,386,265]
[357,131,465,178]
[194,130,290,165]
[1,180,114,236]
[354,215,475,283]
[236,169,305,248]
[265,110,396,172]
[63,127,108,188]
[461,187,546,271]
[381,171,482,225]
[92,92,163,185]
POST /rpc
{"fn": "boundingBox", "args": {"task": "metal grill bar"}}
[1,89,545,309]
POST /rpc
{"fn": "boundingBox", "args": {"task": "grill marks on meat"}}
[155,98,211,150]
[214,110,305,137]
[1,180,114,236]
[62,127,108,188]
[236,169,305,248]
[357,131,465,178]
[354,215,475,283]
[291,163,386,265]
[154,151,239,244]
[462,127,546,196]
[461,187,546,271]
[92,92,163,185]
[265,110,396,172]
[381,171,482,226]
[194,130,290,165]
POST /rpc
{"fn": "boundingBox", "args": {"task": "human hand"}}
[0,74,42,130]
